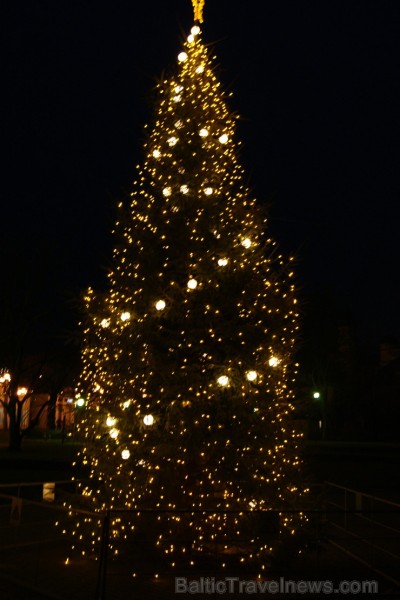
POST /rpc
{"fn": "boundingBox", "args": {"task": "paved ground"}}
[0,536,396,599]
[0,578,62,600]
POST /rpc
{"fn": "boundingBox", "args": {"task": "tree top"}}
[192,0,205,23]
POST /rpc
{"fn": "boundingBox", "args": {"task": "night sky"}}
[2,0,400,353]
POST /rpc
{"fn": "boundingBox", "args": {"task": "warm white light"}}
[167,137,178,147]
[191,25,200,35]
[17,387,28,397]
[120,311,131,321]
[180,185,189,194]
[152,149,161,158]
[106,416,117,427]
[100,318,110,328]
[241,237,252,249]
[178,52,188,62]
[155,300,166,311]
[199,128,209,137]
[187,278,198,289]
[175,120,183,129]
[143,414,154,426]
[218,258,228,267]
[0,372,11,383]
[173,95,182,103]
[268,356,279,367]
[122,400,131,409]
[246,370,258,382]
[196,64,204,74]
[109,428,119,439]
[75,398,85,407]
[219,133,229,144]
[121,449,130,460]
[204,187,213,196]
[163,187,172,197]
[313,391,321,399]
[217,375,229,387]
[187,34,194,43]
[174,85,183,93]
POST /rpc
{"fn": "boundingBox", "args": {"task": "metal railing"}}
[1,480,398,598]
[0,482,325,600]
[324,481,400,589]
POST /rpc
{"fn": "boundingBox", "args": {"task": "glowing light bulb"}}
[120,311,131,322]
[218,258,228,266]
[155,300,166,311]
[109,428,119,439]
[180,185,189,194]
[174,85,183,93]
[246,370,258,382]
[122,400,131,409]
[219,133,229,144]
[173,95,182,102]
[241,237,252,249]
[106,416,117,427]
[191,25,200,35]
[187,278,198,289]
[152,149,161,158]
[121,449,130,460]
[199,128,209,137]
[178,52,187,62]
[0,372,11,383]
[143,414,154,426]
[100,318,110,328]
[163,187,172,197]
[217,375,229,387]
[196,64,204,74]
[187,34,194,43]
[204,187,213,196]
[174,120,183,129]
[167,137,178,147]
[268,356,279,367]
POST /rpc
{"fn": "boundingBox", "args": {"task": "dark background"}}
[2,0,400,355]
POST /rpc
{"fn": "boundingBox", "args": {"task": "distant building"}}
[0,392,50,431]
[55,388,76,430]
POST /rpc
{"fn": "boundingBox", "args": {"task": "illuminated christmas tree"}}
[70,0,307,570]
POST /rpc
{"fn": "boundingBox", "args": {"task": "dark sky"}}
[2,0,400,352]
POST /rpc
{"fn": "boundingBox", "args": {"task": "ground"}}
[0,434,399,598]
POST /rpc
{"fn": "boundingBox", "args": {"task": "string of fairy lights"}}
[62,0,308,573]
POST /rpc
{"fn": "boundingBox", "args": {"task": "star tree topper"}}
[192,0,205,23]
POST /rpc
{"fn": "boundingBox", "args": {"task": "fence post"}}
[95,509,110,600]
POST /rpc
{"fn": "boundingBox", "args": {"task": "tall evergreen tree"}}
[69,0,307,569]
